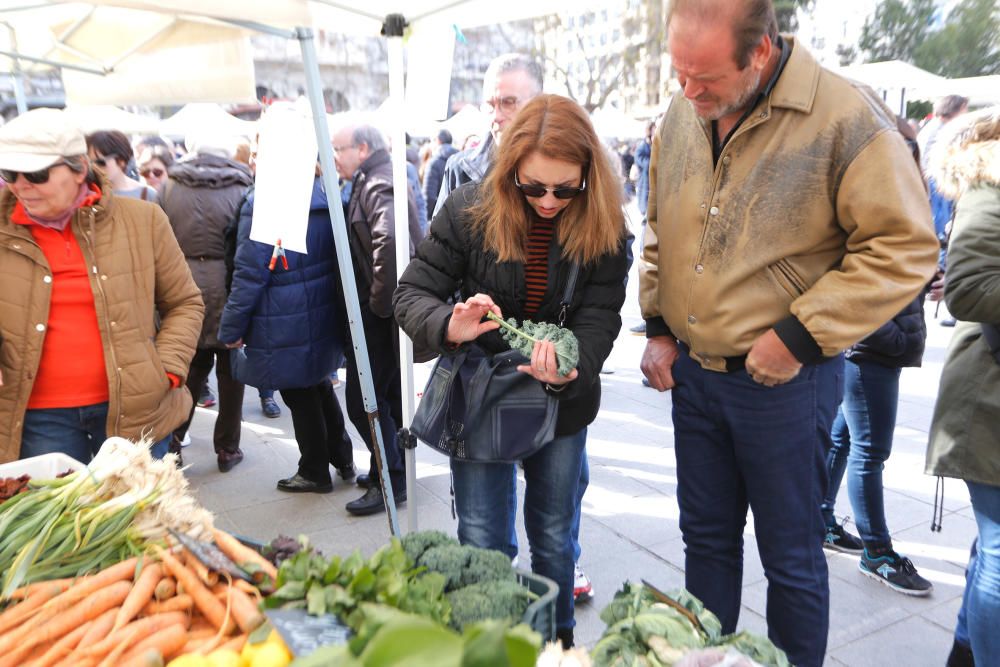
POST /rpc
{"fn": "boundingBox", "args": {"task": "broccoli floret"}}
[401,530,458,565]
[460,547,516,588]
[446,580,536,631]
[417,544,474,591]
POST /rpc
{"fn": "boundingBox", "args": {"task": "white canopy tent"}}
[63,104,160,133]
[836,60,947,116]
[0,0,597,538]
[159,103,257,141]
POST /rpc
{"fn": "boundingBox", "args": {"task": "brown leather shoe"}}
[217,448,244,473]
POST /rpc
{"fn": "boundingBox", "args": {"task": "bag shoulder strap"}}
[557,261,580,327]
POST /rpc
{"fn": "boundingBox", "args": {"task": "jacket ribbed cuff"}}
[644,316,673,339]
[773,315,823,364]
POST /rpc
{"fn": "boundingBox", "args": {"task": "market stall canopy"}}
[914,75,1000,108]
[159,103,257,140]
[63,104,160,134]
[438,105,489,146]
[836,60,947,92]
[591,107,647,140]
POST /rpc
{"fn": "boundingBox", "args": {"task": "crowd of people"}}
[0,0,996,664]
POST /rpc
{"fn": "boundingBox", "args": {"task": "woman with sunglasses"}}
[0,108,204,465]
[394,94,628,648]
[136,145,174,192]
[86,130,158,203]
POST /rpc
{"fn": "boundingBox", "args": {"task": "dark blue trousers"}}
[671,351,843,667]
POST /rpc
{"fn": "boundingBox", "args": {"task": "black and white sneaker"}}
[823,522,864,555]
[859,549,933,596]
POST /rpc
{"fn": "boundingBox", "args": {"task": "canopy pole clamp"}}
[398,427,418,451]
[381,13,407,38]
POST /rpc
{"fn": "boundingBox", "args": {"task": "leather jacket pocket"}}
[766,259,808,299]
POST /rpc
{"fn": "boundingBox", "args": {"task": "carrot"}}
[179,636,211,654]
[141,594,193,616]
[221,584,265,634]
[79,611,188,659]
[0,579,70,634]
[0,557,140,655]
[155,547,233,635]
[29,618,92,667]
[8,578,73,601]
[0,580,131,667]
[117,623,187,667]
[212,529,278,582]
[77,608,119,649]
[185,550,218,587]
[233,579,262,599]
[218,633,248,653]
[113,563,163,632]
[153,577,176,602]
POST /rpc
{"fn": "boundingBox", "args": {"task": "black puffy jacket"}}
[393,183,629,436]
[845,292,927,368]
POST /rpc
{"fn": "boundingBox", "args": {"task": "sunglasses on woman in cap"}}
[140,167,165,179]
[0,162,69,185]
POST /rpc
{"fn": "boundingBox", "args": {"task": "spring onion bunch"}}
[486,312,580,377]
[0,437,214,599]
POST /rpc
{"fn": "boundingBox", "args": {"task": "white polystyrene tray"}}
[0,452,86,479]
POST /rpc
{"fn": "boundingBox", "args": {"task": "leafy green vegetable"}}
[401,529,458,564]
[487,312,580,376]
[446,580,536,631]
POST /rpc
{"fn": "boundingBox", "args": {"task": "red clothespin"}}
[268,238,288,271]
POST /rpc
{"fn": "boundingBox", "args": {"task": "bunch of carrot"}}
[0,529,278,667]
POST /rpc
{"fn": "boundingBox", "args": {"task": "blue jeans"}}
[954,481,1000,665]
[671,351,843,667]
[822,360,901,547]
[451,428,587,633]
[21,402,170,462]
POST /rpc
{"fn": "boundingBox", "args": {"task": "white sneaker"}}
[180,433,191,448]
[573,563,593,602]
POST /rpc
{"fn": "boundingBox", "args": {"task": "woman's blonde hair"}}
[469,94,625,264]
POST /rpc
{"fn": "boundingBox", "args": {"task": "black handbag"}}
[409,262,580,463]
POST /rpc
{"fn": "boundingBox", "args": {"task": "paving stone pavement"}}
[183,211,970,666]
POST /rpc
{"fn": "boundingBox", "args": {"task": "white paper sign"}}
[250,103,318,255]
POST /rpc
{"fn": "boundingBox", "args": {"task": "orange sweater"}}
[13,196,109,409]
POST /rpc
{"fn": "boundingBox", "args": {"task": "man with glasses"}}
[332,120,422,516]
[433,53,544,216]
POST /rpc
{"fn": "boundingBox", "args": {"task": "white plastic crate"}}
[0,452,85,479]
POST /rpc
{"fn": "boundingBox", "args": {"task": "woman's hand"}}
[446,294,501,344]
[517,339,579,385]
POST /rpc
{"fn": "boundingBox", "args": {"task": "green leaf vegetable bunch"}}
[486,312,579,377]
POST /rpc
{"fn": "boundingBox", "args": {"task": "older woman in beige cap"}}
[0,108,204,464]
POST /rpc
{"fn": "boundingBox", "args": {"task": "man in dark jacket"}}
[333,120,422,515]
[422,129,458,216]
[161,138,253,472]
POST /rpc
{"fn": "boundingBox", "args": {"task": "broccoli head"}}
[446,580,536,631]
[401,530,459,566]
[416,544,474,591]
[460,547,516,588]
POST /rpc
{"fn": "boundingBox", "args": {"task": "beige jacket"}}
[0,177,204,462]
[639,38,939,371]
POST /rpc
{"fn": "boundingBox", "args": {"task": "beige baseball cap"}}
[0,108,87,173]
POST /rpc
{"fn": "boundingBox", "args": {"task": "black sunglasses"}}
[140,167,165,178]
[0,162,68,185]
[514,173,586,200]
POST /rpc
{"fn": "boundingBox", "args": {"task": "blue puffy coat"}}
[218,178,346,390]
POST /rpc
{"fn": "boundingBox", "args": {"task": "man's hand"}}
[640,336,680,391]
[224,338,243,349]
[0,369,3,387]
[745,329,802,386]
[928,269,945,302]
[446,293,501,344]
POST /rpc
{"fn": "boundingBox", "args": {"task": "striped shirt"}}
[524,215,555,317]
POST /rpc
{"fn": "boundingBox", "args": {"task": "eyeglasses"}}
[0,162,68,185]
[93,154,117,168]
[514,173,586,200]
[333,143,357,153]
[140,167,165,179]
[481,96,520,114]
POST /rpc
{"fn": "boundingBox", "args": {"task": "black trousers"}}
[280,380,354,484]
[173,348,244,454]
[344,312,405,492]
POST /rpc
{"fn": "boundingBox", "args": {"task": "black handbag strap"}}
[557,261,580,327]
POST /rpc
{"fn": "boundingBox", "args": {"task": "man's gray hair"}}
[352,125,387,153]
[935,95,969,120]
[483,53,544,95]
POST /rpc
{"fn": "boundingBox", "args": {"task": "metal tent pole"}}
[296,25,400,537]
[381,13,418,534]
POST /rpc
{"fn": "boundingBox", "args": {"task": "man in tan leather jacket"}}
[638,2,939,666]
